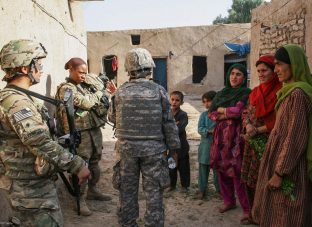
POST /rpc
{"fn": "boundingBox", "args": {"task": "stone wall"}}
[0,0,89,221]
[250,0,312,88]
[87,24,250,94]
[0,0,87,95]
[259,8,305,55]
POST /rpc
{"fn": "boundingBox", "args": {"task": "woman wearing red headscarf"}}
[241,55,282,212]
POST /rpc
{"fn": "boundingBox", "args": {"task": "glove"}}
[100,95,109,109]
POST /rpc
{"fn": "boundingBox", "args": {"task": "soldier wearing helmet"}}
[0,39,90,226]
[55,58,115,216]
[108,48,180,227]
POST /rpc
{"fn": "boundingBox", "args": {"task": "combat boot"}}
[86,186,112,201]
[75,197,92,216]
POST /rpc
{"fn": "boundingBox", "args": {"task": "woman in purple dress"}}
[209,64,251,224]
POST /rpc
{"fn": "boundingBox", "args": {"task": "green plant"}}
[248,133,267,160]
[281,177,296,201]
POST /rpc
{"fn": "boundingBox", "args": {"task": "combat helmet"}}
[124,48,155,78]
[0,39,47,81]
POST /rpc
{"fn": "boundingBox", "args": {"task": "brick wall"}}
[250,0,312,88]
[259,8,306,55]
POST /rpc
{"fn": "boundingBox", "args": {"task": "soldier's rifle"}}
[62,89,81,215]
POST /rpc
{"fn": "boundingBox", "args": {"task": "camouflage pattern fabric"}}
[109,78,180,226]
[108,79,180,154]
[124,48,155,72]
[113,81,164,140]
[55,78,107,134]
[12,207,62,227]
[114,152,169,227]
[0,39,47,81]
[78,128,103,187]
[0,88,85,227]
[55,78,106,190]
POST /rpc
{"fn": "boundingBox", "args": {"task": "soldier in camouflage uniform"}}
[0,39,90,227]
[108,48,180,227]
[55,58,112,216]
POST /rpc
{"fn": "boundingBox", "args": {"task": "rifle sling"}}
[7,85,63,106]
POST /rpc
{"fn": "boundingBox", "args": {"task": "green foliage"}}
[281,177,296,201]
[248,133,267,160]
[213,0,263,24]
[213,14,229,24]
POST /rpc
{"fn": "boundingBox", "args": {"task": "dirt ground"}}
[0,95,257,227]
[61,95,256,227]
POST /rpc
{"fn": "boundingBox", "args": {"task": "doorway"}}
[153,58,167,90]
[192,56,207,83]
[102,55,118,80]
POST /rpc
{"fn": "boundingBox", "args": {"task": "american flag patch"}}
[13,108,33,122]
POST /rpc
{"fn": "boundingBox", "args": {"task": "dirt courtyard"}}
[61,95,256,227]
[0,95,256,227]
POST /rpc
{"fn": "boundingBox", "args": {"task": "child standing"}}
[169,91,190,192]
[197,91,220,199]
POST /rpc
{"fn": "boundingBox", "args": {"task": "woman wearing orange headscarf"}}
[241,55,282,211]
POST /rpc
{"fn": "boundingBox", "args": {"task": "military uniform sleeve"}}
[159,87,180,150]
[108,94,116,124]
[6,96,84,174]
[58,83,103,110]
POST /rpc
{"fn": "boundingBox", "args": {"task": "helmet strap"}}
[28,60,40,85]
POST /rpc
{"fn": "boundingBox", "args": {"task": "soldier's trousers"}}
[12,208,62,227]
[78,128,103,190]
[115,152,169,227]
[7,179,63,227]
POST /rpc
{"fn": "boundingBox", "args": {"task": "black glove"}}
[100,95,109,108]
[98,73,110,88]
[81,82,97,93]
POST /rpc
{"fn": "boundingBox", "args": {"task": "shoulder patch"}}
[13,108,33,122]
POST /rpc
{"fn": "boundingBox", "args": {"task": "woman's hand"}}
[267,173,282,191]
[106,81,117,94]
[246,123,257,137]
[217,107,225,114]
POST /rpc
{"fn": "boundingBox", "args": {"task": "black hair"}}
[170,90,184,102]
[202,90,216,101]
[64,57,87,70]
[275,47,291,65]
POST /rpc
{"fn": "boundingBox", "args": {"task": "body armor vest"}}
[115,81,163,140]
[55,82,97,134]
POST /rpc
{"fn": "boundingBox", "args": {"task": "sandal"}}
[240,214,254,225]
[218,204,237,213]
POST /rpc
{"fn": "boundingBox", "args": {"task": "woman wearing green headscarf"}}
[252,44,312,226]
[209,64,251,224]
